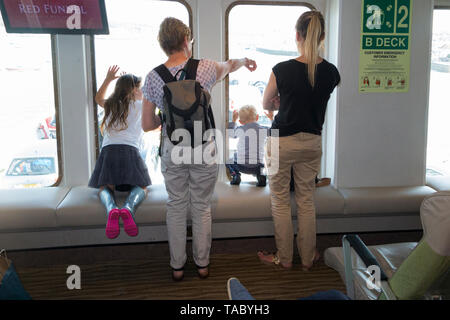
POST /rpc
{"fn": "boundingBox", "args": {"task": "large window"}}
[226,3,312,181]
[0,20,59,189]
[427,9,450,176]
[94,0,190,185]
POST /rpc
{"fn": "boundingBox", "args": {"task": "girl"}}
[259,11,340,271]
[89,65,151,239]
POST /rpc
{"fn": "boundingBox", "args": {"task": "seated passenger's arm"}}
[142,98,161,132]
[215,58,257,83]
[263,72,280,111]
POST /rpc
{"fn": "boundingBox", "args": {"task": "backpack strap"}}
[184,59,200,80]
[154,64,176,84]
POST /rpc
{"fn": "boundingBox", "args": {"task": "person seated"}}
[227,277,350,300]
[226,105,273,187]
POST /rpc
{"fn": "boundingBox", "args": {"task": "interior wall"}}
[334,0,434,188]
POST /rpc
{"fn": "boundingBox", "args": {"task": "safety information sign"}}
[359,0,412,92]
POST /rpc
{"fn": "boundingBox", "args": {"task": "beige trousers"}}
[265,131,322,266]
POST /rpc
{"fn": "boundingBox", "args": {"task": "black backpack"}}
[154,59,216,149]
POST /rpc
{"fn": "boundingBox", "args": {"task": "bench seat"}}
[0,187,70,231]
[339,186,435,215]
[0,183,439,249]
[426,175,450,192]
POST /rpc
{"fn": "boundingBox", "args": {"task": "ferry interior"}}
[0,0,449,302]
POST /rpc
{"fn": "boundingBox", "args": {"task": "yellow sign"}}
[359,0,412,92]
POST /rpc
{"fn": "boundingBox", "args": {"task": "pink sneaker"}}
[120,208,138,237]
[105,208,120,239]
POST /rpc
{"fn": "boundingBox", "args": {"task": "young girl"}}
[88,65,151,239]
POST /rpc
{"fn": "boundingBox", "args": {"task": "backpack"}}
[154,59,216,149]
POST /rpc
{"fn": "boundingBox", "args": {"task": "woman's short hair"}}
[238,105,258,123]
[158,17,191,56]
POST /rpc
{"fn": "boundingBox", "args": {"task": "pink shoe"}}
[105,208,120,239]
[120,208,138,237]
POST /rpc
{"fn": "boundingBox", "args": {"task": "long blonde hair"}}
[296,11,325,87]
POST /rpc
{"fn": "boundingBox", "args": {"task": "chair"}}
[325,191,450,300]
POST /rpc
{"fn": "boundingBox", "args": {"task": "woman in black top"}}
[258,11,340,271]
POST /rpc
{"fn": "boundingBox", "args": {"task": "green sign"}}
[359,0,412,92]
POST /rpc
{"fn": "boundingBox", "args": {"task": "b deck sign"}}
[359,0,412,93]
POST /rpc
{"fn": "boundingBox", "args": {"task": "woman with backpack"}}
[142,17,256,281]
[258,11,340,271]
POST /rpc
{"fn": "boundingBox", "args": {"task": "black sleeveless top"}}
[271,59,340,137]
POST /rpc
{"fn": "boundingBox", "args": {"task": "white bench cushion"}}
[339,186,435,215]
[0,187,70,231]
[426,176,450,192]
[213,183,345,220]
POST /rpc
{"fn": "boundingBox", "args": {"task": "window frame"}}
[0,30,62,188]
[51,35,64,186]
[224,1,316,161]
[90,0,194,159]
[426,5,450,177]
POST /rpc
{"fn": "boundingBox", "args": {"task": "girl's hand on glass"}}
[106,65,121,82]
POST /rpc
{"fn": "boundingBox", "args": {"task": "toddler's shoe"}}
[230,174,241,185]
[256,174,267,187]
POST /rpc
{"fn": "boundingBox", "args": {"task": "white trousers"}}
[161,136,218,269]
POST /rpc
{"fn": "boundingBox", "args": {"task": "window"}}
[0,20,59,189]
[226,3,312,181]
[427,9,450,176]
[94,0,191,185]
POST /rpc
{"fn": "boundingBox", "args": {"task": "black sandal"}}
[196,264,209,279]
[171,266,185,282]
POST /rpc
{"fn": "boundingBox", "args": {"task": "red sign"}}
[0,0,109,34]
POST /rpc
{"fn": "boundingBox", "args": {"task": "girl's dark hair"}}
[101,74,141,133]
[296,11,325,87]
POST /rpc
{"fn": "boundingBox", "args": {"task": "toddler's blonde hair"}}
[238,105,258,123]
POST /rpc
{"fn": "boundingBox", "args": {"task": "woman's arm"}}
[142,97,161,132]
[263,72,280,111]
[95,65,121,108]
[214,58,257,83]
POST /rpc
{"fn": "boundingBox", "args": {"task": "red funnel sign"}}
[0,0,108,34]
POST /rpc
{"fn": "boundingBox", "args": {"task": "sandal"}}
[196,265,209,279]
[257,251,292,269]
[171,266,185,282]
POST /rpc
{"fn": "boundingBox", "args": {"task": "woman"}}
[259,11,340,271]
[142,17,256,281]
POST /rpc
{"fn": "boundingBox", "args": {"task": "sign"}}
[0,0,109,34]
[359,0,412,92]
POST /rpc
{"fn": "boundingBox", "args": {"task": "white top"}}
[102,100,144,150]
